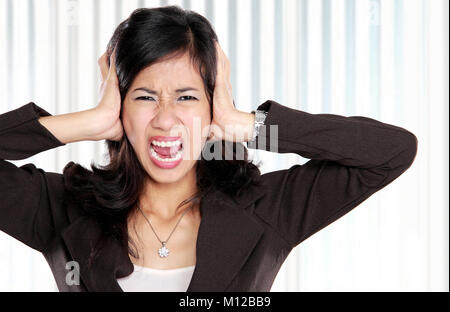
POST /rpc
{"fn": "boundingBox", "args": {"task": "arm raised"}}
[249,100,418,248]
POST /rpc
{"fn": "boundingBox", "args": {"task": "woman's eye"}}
[135,95,198,102]
[178,95,198,101]
[135,96,155,101]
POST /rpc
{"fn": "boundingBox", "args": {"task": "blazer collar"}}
[61,182,268,292]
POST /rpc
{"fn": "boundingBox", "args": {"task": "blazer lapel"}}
[61,215,133,291]
[61,183,268,292]
[186,184,267,292]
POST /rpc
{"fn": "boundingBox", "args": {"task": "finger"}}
[215,42,228,87]
[216,42,232,88]
[215,41,224,82]
[220,46,230,82]
[98,52,109,82]
[219,44,228,81]
[216,42,230,82]
[106,47,118,83]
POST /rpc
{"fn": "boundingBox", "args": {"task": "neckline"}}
[133,264,196,273]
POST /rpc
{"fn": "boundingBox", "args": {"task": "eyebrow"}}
[132,87,199,94]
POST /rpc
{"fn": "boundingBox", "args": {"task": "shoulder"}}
[60,161,93,222]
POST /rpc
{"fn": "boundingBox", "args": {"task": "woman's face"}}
[122,52,211,185]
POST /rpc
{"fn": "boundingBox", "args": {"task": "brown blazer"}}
[0,100,418,292]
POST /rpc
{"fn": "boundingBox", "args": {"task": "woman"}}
[0,6,417,292]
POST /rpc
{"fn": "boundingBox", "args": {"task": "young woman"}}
[0,6,417,292]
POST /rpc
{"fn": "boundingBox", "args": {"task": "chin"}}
[146,167,182,184]
[151,175,183,184]
[144,160,192,185]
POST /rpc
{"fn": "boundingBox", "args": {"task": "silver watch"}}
[249,109,268,143]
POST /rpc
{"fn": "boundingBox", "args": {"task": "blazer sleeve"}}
[0,102,67,252]
[248,100,418,248]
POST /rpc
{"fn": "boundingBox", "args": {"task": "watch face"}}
[255,111,267,123]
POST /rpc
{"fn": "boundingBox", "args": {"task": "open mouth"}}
[149,139,184,163]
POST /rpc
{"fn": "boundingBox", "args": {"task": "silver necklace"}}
[137,203,194,258]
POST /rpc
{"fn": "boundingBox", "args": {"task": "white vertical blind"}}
[0,0,448,292]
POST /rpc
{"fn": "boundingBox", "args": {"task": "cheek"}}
[196,102,212,128]
[184,112,211,150]
[123,110,148,146]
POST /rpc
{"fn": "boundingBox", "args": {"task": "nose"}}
[150,104,181,133]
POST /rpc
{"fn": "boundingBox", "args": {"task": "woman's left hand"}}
[207,41,255,143]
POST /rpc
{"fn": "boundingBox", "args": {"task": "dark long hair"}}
[63,6,262,266]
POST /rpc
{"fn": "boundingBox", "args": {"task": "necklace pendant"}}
[158,242,170,258]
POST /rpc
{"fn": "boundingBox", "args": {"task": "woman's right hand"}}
[38,50,124,144]
[90,49,124,141]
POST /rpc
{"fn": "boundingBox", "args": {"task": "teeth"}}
[151,140,182,147]
[150,146,182,162]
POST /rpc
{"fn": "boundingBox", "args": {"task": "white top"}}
[117,264,196,292]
